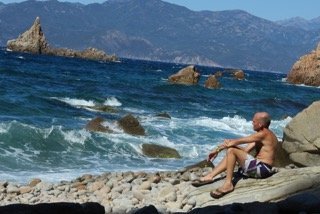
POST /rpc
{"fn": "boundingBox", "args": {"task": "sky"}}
[1,0,319,21]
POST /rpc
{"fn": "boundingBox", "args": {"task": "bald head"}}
[254,112,271,128]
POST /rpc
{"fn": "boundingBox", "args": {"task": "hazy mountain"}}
[276,17,320,31]
[0,0,319,72]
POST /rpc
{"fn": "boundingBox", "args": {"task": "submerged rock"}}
[155,112,171,119]
[287,42,320,86]
[141,143,181,159]
[86,105,118,113]
[7,17,117,62]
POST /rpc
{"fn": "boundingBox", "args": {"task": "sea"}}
[1,48,320,184]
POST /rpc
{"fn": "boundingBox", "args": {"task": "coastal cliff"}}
[7,17,118,62]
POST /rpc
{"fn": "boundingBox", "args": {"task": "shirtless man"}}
[199,112,278,198]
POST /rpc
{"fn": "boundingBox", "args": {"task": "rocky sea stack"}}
[286,42,320,86]
[7,17,118,62]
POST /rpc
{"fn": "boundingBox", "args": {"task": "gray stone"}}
[282,101,320,166]
[6,184,20,194]
[290,152,320,167]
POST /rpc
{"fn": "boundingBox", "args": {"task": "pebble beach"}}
[0,167,213,213]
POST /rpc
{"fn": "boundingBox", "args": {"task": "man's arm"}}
[224,131,265,148]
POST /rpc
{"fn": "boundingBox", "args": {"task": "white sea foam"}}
[0,123,9,134]
[191,115,251,135]
[63,129,92,145]
[52,97,96,107]
[123,107,147,114]
[42,125,56,139]
[103,97,122,107]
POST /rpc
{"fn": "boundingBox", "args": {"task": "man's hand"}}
[224,139,233,147]
[207,150,218,162]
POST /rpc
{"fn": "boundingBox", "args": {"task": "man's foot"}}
[210,187,234,199]
[191,179,214,187]
[191,174,215,187]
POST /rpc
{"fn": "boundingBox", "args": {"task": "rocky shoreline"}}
[0,164,319,213]
[1,101,320,213]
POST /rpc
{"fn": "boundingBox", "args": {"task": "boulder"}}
[85,117,112,133]
[287,42,320,86]
[141,143,181,159]
[118,114,145,136]
[282,101,320,166]
[204,75,221,89]
[7,17,117,62]
[168,65,200,85]
[273,141,293,168]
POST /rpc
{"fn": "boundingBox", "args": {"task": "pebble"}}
[0,169,205,213]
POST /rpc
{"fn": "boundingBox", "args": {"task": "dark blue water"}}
[1,49,319,183]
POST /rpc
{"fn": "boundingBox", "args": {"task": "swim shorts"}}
[242,154,273,178]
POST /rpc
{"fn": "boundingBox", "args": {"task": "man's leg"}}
[211,148,248,195]
[200,155,227,181]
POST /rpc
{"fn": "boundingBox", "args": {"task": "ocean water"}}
[1,49,320,183]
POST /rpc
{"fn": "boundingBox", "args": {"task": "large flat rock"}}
[185,166,320,208]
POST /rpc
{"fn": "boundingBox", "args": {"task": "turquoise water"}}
[1,49,320,183]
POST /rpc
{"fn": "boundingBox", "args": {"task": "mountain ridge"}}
[0,0,319,72]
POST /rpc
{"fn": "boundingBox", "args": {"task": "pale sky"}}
[1,0,319,21]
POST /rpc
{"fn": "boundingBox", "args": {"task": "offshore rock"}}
[282,101,320,166]
[204,74,221,89]
[85,117,112,133]
[6,17,49,54]
[287,43,320,86]
[168,65,200,85]
[141,143,181,159]
[118,114,145,136]
[232,69,245,80]
[6,17,117,62]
